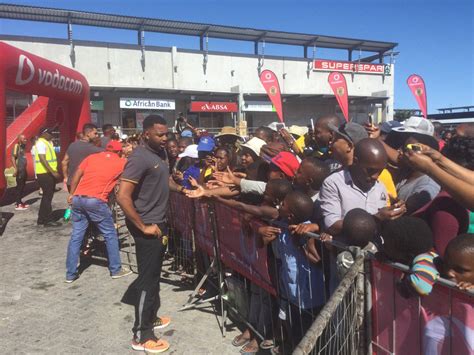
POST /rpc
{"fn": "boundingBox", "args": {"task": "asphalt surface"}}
[0,186,241,354]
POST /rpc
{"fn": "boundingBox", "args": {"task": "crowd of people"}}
[9,113,474,353]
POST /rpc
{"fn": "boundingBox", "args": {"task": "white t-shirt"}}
[35,140,48,155]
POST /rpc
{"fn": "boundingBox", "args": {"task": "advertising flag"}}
[407,74,428,118]
[328,72,349,122]
[259,70,284,122]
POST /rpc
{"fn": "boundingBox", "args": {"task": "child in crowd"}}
[381,216,440,297]
[215,179,292,220]
[230,179,293,353]
[333,208,379,279]
[259,191,325,353]
[442,233,474,291]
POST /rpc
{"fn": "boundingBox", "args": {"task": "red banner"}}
[259,69,284,123]
[214,204,277,296]
[193,199,214,257]
[168,192,194,240]
[371,260,474,354]
[190,101,238,112]
[407,74,428,118]
[328,72,349,122]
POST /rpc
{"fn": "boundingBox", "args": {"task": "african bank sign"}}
[120,98,176,110]
[314,59,391,75]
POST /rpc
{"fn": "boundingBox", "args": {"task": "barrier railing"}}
[293,253,366,355]
[166,192,474,354]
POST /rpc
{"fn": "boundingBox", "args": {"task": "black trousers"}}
[249,283,273,339]
[122,220,166,342]
[36,173,56,224]
[15,173,27,205]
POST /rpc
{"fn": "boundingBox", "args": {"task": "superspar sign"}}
[314,59,390,75]
[190,101,238,113]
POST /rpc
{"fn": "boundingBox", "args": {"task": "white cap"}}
[241,137,266,156]
[392,116,434,136]
[267,122,286,131]
[178,144,198,159]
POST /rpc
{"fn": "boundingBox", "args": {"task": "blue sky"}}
[1,0,473,113]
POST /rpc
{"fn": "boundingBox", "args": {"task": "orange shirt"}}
[74,152,125,202]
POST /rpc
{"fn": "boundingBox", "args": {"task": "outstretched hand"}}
[288,223,319,235]
[212,167,240,185]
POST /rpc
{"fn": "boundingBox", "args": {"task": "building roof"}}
[0,3,397,54]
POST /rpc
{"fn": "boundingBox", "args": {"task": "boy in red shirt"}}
[65,140,131,282]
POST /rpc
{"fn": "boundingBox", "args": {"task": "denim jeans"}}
[66,196,121,279]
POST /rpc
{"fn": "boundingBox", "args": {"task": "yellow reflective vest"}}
[35,138,58,174]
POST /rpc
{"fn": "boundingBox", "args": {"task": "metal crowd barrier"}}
[150,192,474,354]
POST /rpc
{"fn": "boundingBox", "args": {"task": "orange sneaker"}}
[153,316,171,330]
[131,338,170,353]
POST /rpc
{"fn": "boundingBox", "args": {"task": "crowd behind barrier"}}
[167,192,474,355]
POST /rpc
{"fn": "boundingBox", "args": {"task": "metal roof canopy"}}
[0,3,397,55]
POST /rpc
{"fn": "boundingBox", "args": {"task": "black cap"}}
[328,122,368,145]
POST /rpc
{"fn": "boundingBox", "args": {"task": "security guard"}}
[35,127,61,227]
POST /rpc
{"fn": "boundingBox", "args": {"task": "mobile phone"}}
[406,143,422,152]
[368,114,373,126]
[310,118,315,131]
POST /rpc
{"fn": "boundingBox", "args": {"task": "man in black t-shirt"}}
[62,123,104,191]
[118,115,180,353]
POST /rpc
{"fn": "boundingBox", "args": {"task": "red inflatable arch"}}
[0,42,90,198]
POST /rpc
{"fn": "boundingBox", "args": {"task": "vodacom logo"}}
[15,54,83,95]
[15,55,35,85]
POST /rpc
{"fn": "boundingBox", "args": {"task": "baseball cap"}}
[392,116,434,136]
[271,151,300,178]
[328,122,368,145]
[181,130,193,138]
[178,144,198,158]
[197,136,216,152]
[106,140,122,152]
[241,137,266,156]
[380,120,402,134]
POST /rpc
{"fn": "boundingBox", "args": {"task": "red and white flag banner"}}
[328,72,349,122]
[259,69,284,123]
[407,74,428,118]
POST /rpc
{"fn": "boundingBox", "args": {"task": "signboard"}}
[90,100,104,111]
[314,59,390,75]
[120,98,175,110]
[190,101,238,113]
[242,101,275,112]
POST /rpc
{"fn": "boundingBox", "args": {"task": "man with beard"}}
[117,115,173,353]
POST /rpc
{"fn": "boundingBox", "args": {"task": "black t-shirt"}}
[66,141,104,184]
[121,145,170,224]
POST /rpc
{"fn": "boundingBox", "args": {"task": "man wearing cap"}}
[35,127,61,227]
[329,122,398,202]
[65,140,131,282]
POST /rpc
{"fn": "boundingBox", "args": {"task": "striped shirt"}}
[408,251,440,296]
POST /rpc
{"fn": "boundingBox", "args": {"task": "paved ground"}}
[0,186,241,354]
